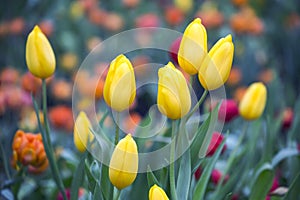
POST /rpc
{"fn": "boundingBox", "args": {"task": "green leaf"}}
[176,149,191,200]
[192,139,226,200]
[190,105,219,171]
[93,182,103,200]
[84,159,97,191]
[70,151,87,200]
[100,164,113,200]
[272,148,299,167]
[159,167,168,188]
[18,179,37,199]
[147,166,160,188]
[249,163,274,200]
[283,172,300,200]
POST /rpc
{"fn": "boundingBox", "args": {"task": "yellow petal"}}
[109,134,138,189]
[239,82,267,120]
[103,54,136,112]
[74,111,94,152]
[178,18,207,75]
[149,184,169,200]
[157,62,191,119]
[26,25,56,79]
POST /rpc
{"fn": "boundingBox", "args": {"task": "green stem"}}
[0,141,11,179]
[114,112,120,145]
[113,187,121,200]
[42,80,51,148]
[34,80,67,200]
[170,120,178,200]
[214,122,249,193]
[186,90,208,121]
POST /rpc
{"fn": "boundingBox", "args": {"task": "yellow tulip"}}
[109,134,138,189]
[74,111,94,152]
[26,25,56,79]
[103,54,136,112]
[239,82,267,120]
[198,34,234,90]
[174,0,193,14]
[157,62,191,119]
[149,184,169,200]
[178,18,207,75]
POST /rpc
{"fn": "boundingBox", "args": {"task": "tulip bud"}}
[211,169,229,185]
[282,107,293,130]
[178,18,207,75]
[74,111,94,152]
[109,134,138,189]
[206,132,227,156]
[218,99,239,122]
[103,54,136,112]
[26,25,56,79]
[199,34,234,90]
[238,82,267,120]
[157,62,191,119]
[149,184,169,200]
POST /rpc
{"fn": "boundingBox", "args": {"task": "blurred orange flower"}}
[102,12,124,32]
[233,86,247,102]
[227,67,242,86]
[231,0,248,7]
[51,79,73,101]
[0,68,20,85]
[38,20,54,36]
[195,7,224,29]
[12,130,48,174]
[9,17,25,35]
[164,6,184,26]
[49,106,74,132]
[122,0,140,8]
[258,68,274,84]
[60,53,78,71]
[122,112,141,134]
[95,77,104,100]
[21,72,42,94]
[135,13,160,28]
[230,7,264,35]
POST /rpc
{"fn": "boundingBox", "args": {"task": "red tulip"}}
[282,107,293,130]
[206,132,227,156]
[218,99,239,122]
[211,169,229,185]
[169,37,182,64]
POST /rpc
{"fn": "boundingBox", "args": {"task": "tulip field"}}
[0,0,300,200]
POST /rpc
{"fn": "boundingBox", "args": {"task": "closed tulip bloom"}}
[149,184,169,200]
[239,82,267,120]
[74,112,94,152]
[103,54,136,112]
[199,34,234,90]
[178,18,207,75]
[26,25,56,79]
[109,134,138,189]
[157,62,191,119]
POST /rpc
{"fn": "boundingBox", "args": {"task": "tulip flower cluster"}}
[12,130,48,173]
[179,18,234,91]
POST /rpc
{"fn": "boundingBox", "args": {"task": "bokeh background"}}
[1,0,300,199]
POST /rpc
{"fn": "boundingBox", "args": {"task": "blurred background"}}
[1,0,300,199]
